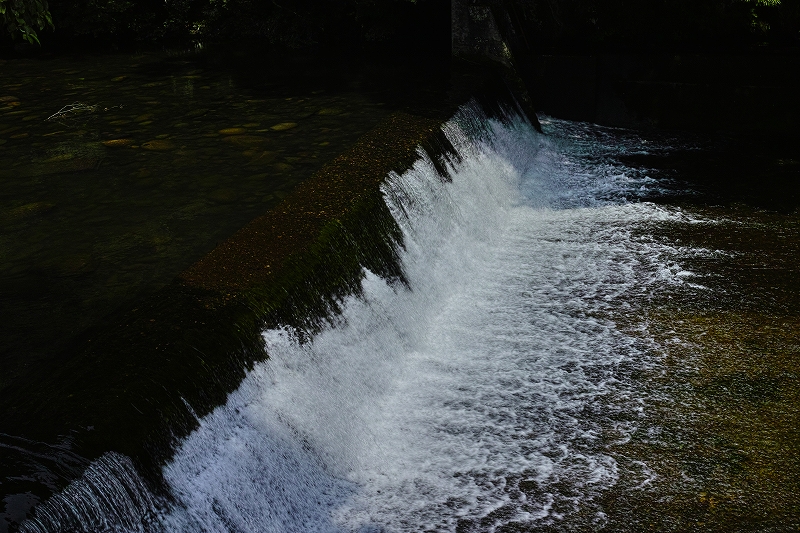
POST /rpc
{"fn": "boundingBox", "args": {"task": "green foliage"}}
[0,0,53,44]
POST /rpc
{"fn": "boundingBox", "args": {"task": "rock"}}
[270,122,298,131]
[0,96,20,102]
[41,153,75,163]
[273,162,293,172]
[141,140,175,151]
[317,108,343,116]
[209,188,238,203]
[5,202,56,221]
[186,108,209,117]
[222,135,269,147]
[218,127,246,135]
[109,119,131,126]
[111,76,126,82]
[134,114,153,122]
[242,122,260,127]
[10,133,29,139]
[102,138,135,147]
[131,169,152,178]
[0,139,6,145]
[249,151,277,163]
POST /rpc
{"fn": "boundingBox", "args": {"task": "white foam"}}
[156,110,703,532]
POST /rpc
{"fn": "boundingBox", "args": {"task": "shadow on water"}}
[618,133,800,213]
[0,45,465,388]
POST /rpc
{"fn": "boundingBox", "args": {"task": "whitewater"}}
[20,106,709,533]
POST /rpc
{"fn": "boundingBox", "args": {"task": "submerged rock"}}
[186,108,209,117]
[218,127,246,135]
[141,140,175,151]
[270,122,298,131]
[131,169,152,178]
[222,135,269,147]
[248,150,277,164]
[50,254,98,277]
[102,138,135,147]
[209,188,238,203]
[41,153,76,163]
[4,202,56,221]
[272,162,293,172]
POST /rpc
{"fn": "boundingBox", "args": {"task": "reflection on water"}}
[0,51,399,391]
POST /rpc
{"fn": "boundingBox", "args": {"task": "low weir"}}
[3,68,799,529]
[8,98,735,531]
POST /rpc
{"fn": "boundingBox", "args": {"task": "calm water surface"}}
[0,49,431,390]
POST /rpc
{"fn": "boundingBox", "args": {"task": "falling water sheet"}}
[18,108,711,533]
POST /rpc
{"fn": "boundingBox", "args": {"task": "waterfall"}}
[18,106,702,533]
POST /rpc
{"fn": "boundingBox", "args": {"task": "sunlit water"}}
[20,109,724,532]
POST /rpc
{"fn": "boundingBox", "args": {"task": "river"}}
[2,53,799,532]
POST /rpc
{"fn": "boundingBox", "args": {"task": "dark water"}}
[0,48,457,393]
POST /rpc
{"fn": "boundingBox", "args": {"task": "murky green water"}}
[0,50,411,391]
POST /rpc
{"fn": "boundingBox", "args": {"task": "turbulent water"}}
[19,108,714,532]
